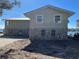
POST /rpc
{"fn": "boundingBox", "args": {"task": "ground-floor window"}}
[41,29,46,36]
[51,30,55,36]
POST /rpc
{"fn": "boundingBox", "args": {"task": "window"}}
[36,15,43,23]
[6,21,9,25]
[51,30,55,36]
[41,30,46,36]
[55,15,61,23]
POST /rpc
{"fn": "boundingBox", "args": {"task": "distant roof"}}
[4,18,30,20]
[24,5,75,16]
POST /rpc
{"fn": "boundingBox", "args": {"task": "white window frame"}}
[54,14,62,24]
[36,15,43,24]
[6,21,9,26]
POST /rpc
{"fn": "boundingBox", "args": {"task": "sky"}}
[0,0,79,29]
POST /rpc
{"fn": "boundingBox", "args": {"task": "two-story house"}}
[4,5,74,40]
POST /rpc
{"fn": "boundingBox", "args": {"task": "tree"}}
[0,0,20,16]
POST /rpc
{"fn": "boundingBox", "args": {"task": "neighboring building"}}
[4,5,74,39]
[76,19,79,29]
[4,18,30,38]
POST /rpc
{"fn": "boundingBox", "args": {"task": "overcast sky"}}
[0,0,79,29]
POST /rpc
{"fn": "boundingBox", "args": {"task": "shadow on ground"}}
[22,40,79,59]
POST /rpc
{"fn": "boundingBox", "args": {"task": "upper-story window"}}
[36,15,43,23]
[55,15,61,23]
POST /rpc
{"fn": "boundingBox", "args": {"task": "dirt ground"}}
[0,38,25,48]
[0,39,62,59]
[0,36,79,59]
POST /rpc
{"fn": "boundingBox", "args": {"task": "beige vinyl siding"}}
[7,20,29,30]
[26,7,68,29]
[25,7,68,39]
[5,20,30,36]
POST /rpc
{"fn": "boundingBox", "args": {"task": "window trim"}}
[54,14,62,24]
[36,15,43,24]
[6,21,9,26]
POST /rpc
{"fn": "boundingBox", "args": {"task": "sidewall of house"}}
[29,28,67,40]
[26,7,68,40]
[4,20,30,38]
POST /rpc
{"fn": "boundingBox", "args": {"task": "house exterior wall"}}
[5,20,30,37]
[25,7,68,40]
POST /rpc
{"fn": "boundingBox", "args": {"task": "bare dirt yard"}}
[0,38,22,48]
[0,37,79,59]
[0,39,62,59]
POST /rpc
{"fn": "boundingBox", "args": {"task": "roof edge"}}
[24,5,75,16]
[3,18,31,21]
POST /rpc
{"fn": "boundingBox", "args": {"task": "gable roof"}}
[24,5,75,16]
